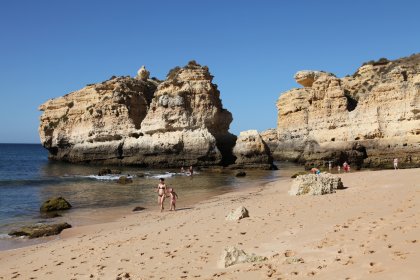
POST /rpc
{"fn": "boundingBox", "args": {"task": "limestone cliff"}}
[276,54,420,168]
[39,62,236,167]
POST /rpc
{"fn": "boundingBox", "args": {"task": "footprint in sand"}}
[116,272,131,280]
[368,262,384,273]
[392,251,409,260]
[284,250,295,257]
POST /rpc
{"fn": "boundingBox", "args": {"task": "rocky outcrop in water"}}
[39,61,236,167]
[276,54,420,168]
[40,197,72,212]
[232,130,275,169]
[9,223,72,238]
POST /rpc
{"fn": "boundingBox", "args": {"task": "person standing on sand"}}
[338,165,341,173]
[328,161,332,171]
[167,187,178,211]
[394,158,398,170]
[189,165,193,176]
[343,161,348,172]
[157,178,167,212]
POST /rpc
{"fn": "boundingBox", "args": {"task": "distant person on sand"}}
[394,158,399,170]
[189,165,193,176]
[167,187,179,211]
[157,178,167,212]
[343,161,349,172]
[338,165,341,173]
[181,166,185,173]
[311,168,321,175]
[328,161,332,171]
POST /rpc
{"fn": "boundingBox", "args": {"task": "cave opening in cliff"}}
[401,71,408,81]
[344,92,358,112]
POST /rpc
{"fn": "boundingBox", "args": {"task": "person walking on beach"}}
[394,158,398,170]
[157,178,167,212]
[168,187,179,211]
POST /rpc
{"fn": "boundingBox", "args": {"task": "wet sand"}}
[0,168,419,279]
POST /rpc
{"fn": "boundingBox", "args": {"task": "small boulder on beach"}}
[9,223,72,239]
[289,173,344,196]
[226,206,249,221]
[220,246,267,268]
[40,197,72,212]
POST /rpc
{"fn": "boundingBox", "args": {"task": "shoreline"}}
[1,168,419,279]
[0,172,281,252]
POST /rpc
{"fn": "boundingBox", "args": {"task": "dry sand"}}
[0,168,419,280]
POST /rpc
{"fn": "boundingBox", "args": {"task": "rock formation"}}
[9,223,72,238]
[276,54,420,168]
[260,128,280,158]
[39,61,236,167]
[40,197,72,212]
[225,206,249,221]
[232,130,275,169]
[289,173,344,196]
[220,246,267,268]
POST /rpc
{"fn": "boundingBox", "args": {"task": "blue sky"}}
[0,0,419,143]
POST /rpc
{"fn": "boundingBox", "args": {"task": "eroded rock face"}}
[289,173,344,196]
[260,128,279,157]
[136,65,150,81]
[232,130,274,169]
[276,54,420,168]
[39,61,236,167]
[39,75,157,163]
[294,70,332,87]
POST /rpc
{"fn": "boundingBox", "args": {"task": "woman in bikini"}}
[157,178,167,212]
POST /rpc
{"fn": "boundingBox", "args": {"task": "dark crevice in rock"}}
[117,142,124,159]
[216,134,237,166]
[344,91,358,112]
[402,71,408,81]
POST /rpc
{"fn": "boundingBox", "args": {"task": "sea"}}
[0,144,303,251]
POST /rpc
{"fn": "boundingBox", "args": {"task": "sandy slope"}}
[0,168,419,280]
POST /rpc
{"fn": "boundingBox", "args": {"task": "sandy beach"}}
[0,168,419,280]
